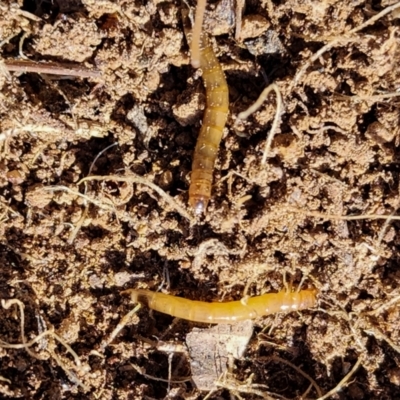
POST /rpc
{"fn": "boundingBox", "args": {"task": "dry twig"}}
[3,59,101,79]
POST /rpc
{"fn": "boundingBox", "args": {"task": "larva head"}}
[297,289,318,310]
[189,170,212,214]
[189,195,209,215]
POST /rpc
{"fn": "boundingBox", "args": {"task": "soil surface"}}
[1,0,400,399]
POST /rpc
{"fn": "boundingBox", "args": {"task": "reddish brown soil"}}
[1,0,400,399]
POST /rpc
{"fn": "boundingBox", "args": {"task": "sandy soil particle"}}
[1,0,400,398]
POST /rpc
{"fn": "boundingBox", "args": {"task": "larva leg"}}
[240,295,250,306]
[297,275,307,293]
[282,271,289,292]
[240,280,251,305]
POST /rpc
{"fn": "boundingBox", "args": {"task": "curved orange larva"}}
[124,289,317,324]
[189,34,229,214]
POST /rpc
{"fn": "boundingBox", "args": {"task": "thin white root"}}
[130,363,191,384]
[363,327,400,354]
[237,83,284,165]
[0,59,11,80]
[235,0,245,41]
[335,92,400,102]
[44,185,123,214]
[1,299,36,359]
[0,299,89,391]
[0,376,11,384]
[100,303,141,351]
[261,356,323,398]
[316,357,362,400]
[294,1,400,84]
[191,238,243,269]
[368,294,400,316]
[376,191,400,247]
[283,206,400,221]
[78,174,193,221]
[215,372,277,399]
[68,142,119,244]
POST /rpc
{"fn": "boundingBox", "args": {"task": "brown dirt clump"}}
[1,0,400,398]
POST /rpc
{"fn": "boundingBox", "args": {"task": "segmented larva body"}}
[189,34,229,214]
[125,289,317,324]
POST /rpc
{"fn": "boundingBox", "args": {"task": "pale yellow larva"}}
[188,34,229,214]
[124,289,317,324]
